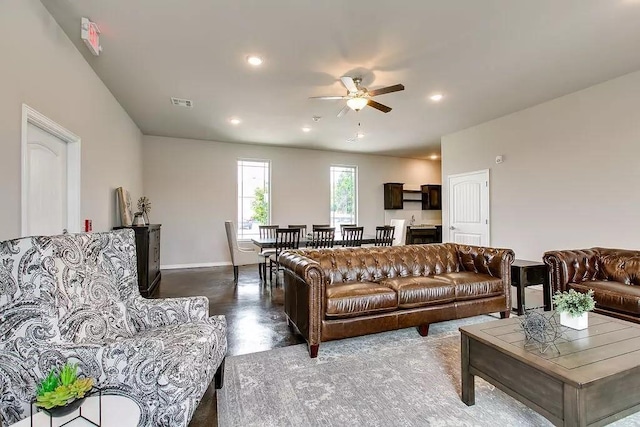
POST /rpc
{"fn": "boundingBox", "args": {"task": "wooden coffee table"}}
[460,313,640,426]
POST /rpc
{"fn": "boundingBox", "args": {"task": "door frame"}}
[446,169,490,245]
[21,104,81,236]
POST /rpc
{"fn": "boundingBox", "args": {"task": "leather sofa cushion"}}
[380,277,455,309]
[432,272,504,301]
[596,249,640,285]
[326,282,397,319]
[569,281,640,315]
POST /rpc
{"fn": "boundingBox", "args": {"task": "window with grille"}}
[330,165,357,228]
[237,159,270,239]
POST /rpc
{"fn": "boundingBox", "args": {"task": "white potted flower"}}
[552,289,596,330]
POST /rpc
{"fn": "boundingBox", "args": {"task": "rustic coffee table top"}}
[460,312,640,388]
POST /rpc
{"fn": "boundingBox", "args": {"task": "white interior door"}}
[26,124,68,235]
[447,170,490,246]
[22,105,81,237]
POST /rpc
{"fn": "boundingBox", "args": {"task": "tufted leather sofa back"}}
[290,244,462,285]
[595,248,640,286]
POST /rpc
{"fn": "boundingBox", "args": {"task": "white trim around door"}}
[21,104,81,236]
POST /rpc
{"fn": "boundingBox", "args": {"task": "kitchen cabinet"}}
[384,183,442,210]
[421,185,442,210]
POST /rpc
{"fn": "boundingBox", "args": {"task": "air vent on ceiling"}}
[170,97,193,108]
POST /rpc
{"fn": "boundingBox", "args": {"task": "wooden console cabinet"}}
[114,224,161,297]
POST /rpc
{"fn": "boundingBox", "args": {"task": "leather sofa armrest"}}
[543,249,599,294]
[455,244,515,278]
[455,244,515,310]
[278,250,325,354]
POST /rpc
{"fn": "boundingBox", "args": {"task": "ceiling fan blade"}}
[337,104,350,118]
[368,84,405,97]
[309,96,349,100]
[367,100,392,113]
[340,76,358,93]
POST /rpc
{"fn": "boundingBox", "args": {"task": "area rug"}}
[217,316,640,426]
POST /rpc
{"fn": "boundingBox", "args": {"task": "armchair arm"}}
[127,295,210,331]
[278,250,325,355]
[44,337,163,390]
[543,249,600,293]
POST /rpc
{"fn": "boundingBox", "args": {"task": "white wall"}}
[142,136,441,267]
[0,0,143,240]
[441,70,640,261]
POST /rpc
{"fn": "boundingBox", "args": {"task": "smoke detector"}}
[170,97,193,108]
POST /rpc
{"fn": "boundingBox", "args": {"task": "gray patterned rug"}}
[217,316,640,426]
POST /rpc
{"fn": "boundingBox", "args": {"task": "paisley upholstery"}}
[0,229,227,427]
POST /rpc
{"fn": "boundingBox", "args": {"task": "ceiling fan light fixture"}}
[347,97,368,111]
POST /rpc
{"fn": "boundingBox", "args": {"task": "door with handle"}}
[447,170,490,245]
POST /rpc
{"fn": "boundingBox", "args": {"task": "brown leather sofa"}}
[279,243,515,357]
[544,247,640,323]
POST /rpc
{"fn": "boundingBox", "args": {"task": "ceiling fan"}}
[310,76,405,117]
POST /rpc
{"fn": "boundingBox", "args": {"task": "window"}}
[237,159,270,239]
[330,165,357,228]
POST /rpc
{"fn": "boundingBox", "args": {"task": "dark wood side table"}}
[511,259,551,315]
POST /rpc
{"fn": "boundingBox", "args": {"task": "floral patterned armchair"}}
[0,229,227,426]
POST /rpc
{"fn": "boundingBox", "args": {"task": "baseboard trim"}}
[161,262,231,270]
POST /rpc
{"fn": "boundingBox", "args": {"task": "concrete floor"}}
[158,264,545,426]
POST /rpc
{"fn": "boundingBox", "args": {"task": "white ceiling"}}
[43,0,640,159]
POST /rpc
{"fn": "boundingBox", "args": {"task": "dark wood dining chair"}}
[375,226,395,246]
[309,227,335,248]
[269,228,301,286]
[312,224,330,231]
[288,224,307,236]
[339,224,357,235]
[341,226,364,247]
[258,225,279,282]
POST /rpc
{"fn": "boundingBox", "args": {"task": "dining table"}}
[251,233,377,249]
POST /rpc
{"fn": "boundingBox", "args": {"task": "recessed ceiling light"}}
[229,118,241,125]
[430,154,440,160]
[246,56,263,66]
[356,131,365,139]
[302,126,311,133]
[429,93,444,102]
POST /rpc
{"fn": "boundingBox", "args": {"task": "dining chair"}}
[339,224,357,235]
[258,225,279,282]
[375,225,395,246]
[269,228,301,286]
[389,219,406,246]
[312,224,330,231]
[309,227,335,248]
[288,224,307,236]
[341,226,364,247]
[225,221,259,284]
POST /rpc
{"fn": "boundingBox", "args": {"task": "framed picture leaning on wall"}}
[116,186,133,226]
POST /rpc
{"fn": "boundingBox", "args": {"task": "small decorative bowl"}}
[42,397,86,417]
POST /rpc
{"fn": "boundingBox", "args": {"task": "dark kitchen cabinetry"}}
[405,225,443,244]
[384,183,404,209]
[113,224,161,297]
[421,185,442,210]
[384,183,442,210]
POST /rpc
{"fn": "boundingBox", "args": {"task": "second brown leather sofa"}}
[279,243,514,357]
[544,247,640,323]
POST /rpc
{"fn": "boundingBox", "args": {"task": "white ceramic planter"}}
[560,311,588,330]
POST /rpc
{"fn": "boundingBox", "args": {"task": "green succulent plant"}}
[553,289,596,317]
[36,370,59,396]
[35,362,95,409]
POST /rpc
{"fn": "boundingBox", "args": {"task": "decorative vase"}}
[42,397,86,417]
[559,311,588,330]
